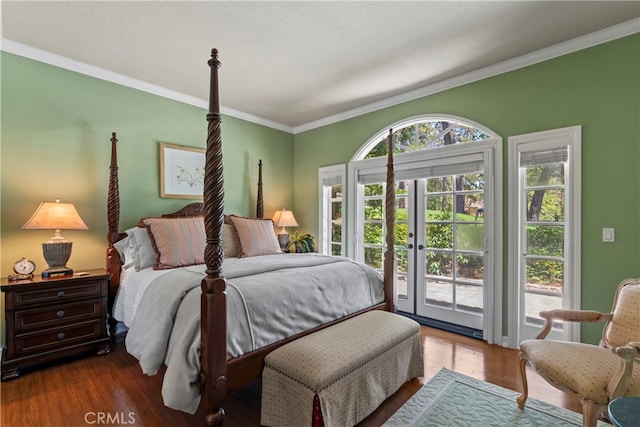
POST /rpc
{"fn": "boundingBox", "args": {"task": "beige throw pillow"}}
[228,215,282,257]
[140,217,206,269]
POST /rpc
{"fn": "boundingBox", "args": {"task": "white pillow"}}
[124,226,157,271]
[113,237,134,269]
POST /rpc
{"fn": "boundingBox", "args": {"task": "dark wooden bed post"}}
[383,129,396,312]
[201,48,228,427]
[256,159,264,218]
[106,132,126,335]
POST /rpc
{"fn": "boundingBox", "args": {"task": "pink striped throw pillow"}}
[141,217,206,269]
[228,215,282,257]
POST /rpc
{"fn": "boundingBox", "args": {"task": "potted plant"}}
[287,231,316,253]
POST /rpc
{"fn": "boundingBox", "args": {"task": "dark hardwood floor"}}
[1,326,582,426]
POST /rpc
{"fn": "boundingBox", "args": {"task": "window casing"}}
[318,165,346,256]
[508,126,581,345]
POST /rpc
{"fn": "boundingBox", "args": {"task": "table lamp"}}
[272,209,298,250]
[22,199,89,278]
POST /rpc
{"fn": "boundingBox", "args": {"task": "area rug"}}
[383,368,608,426]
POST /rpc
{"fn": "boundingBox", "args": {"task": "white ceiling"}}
[2,1,639,132]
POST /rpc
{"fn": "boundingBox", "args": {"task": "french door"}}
[396,167,485,330]
[356,146,498,336]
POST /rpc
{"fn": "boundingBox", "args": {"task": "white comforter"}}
[123,253,384,414]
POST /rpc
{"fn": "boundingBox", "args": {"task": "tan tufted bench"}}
[260,310,424,427]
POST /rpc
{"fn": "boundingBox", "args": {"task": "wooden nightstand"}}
[1,269,111,381]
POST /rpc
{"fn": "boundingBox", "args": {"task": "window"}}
[508,126,581,345]
[318,165,345,256]
[362,117,491,159]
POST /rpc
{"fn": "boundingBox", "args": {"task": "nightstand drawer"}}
[14,320,103,356]
[15,299,103,333]
[12,282,103,307]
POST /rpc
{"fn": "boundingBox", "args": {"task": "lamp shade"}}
[272,209,298,228]
[22,200,88,237]
[22,200,88,277]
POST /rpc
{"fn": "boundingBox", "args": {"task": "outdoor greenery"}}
[524,164,565,287]
[365,120,489,158]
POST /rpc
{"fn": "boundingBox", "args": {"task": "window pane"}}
[527,225,564,257]
[457,283,483,312]
[456,254,484,280]
[426,195,453,215]
[364,223,383,244]
[396,180,409,195]
[525,292,563,329]
[462,192,484,223]
[396,195,408,211]
[397,249,408,276]
[364,183,383,196]
[525,259,564,290]
[426,251,453,277]
[365,247,382,269]
[331,244,342,256]
[455,224,484,251]
[331,201,342,221]
[425,278,452,308]
[331,185,342,198]
[526,163,565,187]
[426,176,452,192]
[397,273,408,299]
[526,189,564,222]
[461,174,484,190]
[364,199,383,220]
[426,222,453,249]
[395,126,417,150]
[395,222,408,246]
[331,223,342,242]
[418,123,441,148]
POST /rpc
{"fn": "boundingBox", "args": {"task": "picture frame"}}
[159,142,205,199]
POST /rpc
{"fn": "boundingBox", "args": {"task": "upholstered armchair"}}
[516,278,640,427]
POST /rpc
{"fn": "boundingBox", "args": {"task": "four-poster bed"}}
[105,49,397,426]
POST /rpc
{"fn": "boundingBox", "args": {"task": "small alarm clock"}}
[8,257,36,281]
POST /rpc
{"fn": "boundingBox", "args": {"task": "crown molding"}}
[0,39,294,134]
[293,18,640,134]
[1,18,637,135]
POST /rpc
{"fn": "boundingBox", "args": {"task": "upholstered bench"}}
[261,310,424,427]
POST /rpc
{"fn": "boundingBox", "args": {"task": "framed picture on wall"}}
[159,142,205,199]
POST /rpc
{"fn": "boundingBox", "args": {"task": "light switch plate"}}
[602,228,615,243]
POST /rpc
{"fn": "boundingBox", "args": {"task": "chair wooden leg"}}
[516,351,529,410]
[581,400,601,427]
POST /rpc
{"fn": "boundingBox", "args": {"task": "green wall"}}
[0,53,293,344]
[292,35,640,344]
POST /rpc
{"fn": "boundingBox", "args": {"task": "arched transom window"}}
[360,116,494,159]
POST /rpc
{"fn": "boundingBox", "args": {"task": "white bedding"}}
[117,253,385,414]
[112,263,205,327]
